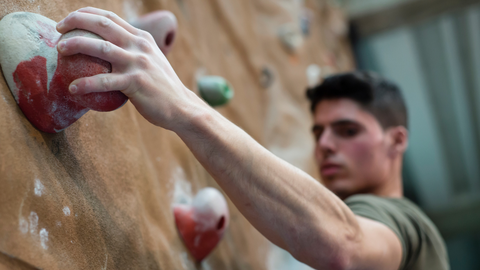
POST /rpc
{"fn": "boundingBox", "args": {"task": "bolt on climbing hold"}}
[260,67,274,89]
[300,8,313,36]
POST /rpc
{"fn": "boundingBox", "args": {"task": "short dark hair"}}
[306,71,408,130]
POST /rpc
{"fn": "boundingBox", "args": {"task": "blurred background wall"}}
[335,0,480,269]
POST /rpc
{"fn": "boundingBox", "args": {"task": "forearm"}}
[173,96,361,268]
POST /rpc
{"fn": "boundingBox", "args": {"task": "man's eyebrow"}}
[312,119,362,132]
[331,119,360,126]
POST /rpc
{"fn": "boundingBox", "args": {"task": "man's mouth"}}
[320,163,341,177]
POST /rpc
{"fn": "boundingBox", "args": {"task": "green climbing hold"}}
[197,76,234,107]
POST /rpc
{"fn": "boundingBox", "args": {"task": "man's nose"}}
[317,128,337,154]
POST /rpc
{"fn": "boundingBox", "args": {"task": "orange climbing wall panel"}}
[0,0,354,269]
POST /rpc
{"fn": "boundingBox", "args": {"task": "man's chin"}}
[322,178,356,200]
[332,190,355,200]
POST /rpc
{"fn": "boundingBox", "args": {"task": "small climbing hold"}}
[278,23,304,53]
[197,76,234,107]
[259,67,274,89]
[130,10,178,55]
[173,187,230,262]
[299,8,313,36]
[306,64,321,88]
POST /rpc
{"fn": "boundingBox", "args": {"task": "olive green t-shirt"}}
[345,195,449,270]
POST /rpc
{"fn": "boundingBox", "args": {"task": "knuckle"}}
[141,31,155,44]
[136,30,146,38]
[136,37,152,52]
[135,54,151,69]
[69,36,82,47]
[138,30,152,39]
[130,72,144,85]
[101,76,110,91]
[101,41,112,54]
[84,78,92,91]
[105,11,117,20]
[64,37,85,53]
[98,17,111,28]
[144,31,156,44]
[122,73,140,95]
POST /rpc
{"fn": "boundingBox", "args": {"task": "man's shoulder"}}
[345,194,417,211]
[345,194,433,227]
[344,193,441,247]
[345,194,450,270]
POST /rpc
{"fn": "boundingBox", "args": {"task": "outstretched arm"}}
[57,7,402,269]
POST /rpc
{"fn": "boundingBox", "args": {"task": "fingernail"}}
[57,20,64,30]
[57,41,66,52]
[69,84,77,94]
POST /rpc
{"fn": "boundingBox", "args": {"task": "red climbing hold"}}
[173,187,229,262]
[0,12,129,133]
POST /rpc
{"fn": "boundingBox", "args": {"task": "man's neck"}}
[372,161,404,198]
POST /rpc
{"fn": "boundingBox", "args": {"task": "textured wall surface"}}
[0,0,353,269]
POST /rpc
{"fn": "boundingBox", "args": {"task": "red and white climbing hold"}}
[173,187,230,262]
[130,10,178,55]
[0,12,128,133]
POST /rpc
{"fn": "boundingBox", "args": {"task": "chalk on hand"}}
[197,76,234,107]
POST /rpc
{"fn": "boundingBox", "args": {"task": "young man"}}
[306,72,449,269]
[56,8,449,269]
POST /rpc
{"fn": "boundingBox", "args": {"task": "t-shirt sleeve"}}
[345,195,419,269]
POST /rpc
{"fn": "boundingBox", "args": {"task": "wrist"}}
[171,87,220,137]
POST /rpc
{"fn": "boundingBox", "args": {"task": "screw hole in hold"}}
[165,31,175,47]
[217,216,225,230]
[260,67,273,88]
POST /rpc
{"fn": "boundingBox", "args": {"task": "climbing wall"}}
[0,0,353,269]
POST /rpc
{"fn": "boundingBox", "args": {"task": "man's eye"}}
[312,127,323,141]
[335,127,359,138]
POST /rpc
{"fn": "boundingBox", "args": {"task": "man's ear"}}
[387,126,408,157]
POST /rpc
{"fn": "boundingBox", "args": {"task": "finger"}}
[57,36,133,66]
[57,11,134,48]
[76,7,140,36]
[69,73,131,95]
